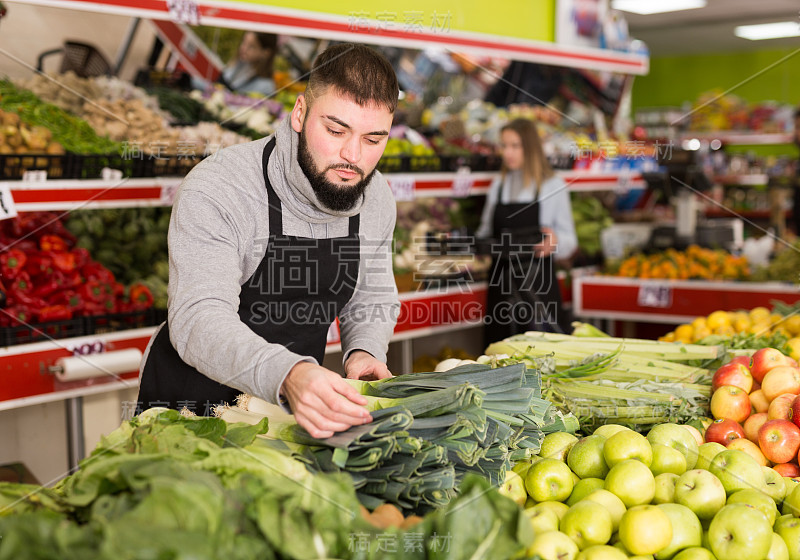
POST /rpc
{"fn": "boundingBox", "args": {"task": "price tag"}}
[68,340,107,356]
[452,167,474,197]
[101,167,124,181]
[159,180,181,205]
[167,0,199,25]
[22,170,47,182]
[0,184,17,221]
[389,175,415,201]
[326,321,341,344]
[637,284,673,309]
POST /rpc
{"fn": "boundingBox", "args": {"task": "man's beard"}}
[297,127,375,212]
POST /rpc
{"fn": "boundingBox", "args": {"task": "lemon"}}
[785,315,800,335]
[674,324,694,341]
[749,321,772,336]
[691,317,707,329]
[706,311,731,331]
[660,332,676,342]
[714,325,736,337]
[693,325,712,340]
[771,313,785,325]
[749,307,771,322]
[786,337,800,361]
[733,317,751,333]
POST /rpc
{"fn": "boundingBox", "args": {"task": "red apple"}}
[710,385,753,423]
[750,389,770,413]
[759,419,800,464]
[729,355,754,371]
[712,362,754,393]
[762,366,800,402]
[792,395,800,430]
[744,412,769,443]
[751,347,793,383]
[752,380,762,391]
[705,418,746,446]
[769,393,798,421]
[728,437,769,466]
[773,463,800,477]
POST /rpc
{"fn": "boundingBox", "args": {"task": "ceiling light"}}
[611,0,706,15]
[734,21,800,40]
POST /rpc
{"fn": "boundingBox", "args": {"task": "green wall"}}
[632,48,800,111]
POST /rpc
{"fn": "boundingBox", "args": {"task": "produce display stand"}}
[573,275,800,325]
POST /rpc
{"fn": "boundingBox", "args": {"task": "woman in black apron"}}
[477,118,578,347]
[137,138,361,414]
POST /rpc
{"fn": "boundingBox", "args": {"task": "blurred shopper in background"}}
[476,118,577,345]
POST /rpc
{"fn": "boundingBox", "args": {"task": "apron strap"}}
[262,137,281,236]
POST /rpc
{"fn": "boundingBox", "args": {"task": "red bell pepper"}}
[39,234,68,252]
[31,270,65,299]
[0,278,6,309]
[80,280,107,304]
[71,247,90,268]
[128,283,154,310]
[2,304,33,326]
[24,252,53,277]
[0,249,27,279]
[50,251,76,273]
[62,270,82,290]
[81,261,115,283]
[37,305,73,322]
[83,299,116,316]
[48,290,84,314]
[9,271,33,295]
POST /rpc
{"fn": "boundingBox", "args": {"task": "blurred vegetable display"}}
[571,195,613,257]
[607,245,750,281]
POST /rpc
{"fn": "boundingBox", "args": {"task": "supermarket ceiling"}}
[623,0,800,55]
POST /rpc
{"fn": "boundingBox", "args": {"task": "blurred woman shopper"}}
[476,118,577,345]
[217,32,278,96]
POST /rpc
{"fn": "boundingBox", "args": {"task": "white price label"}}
[452,167,474,197]
[68,340,107,356]
[159,180,181,205]
[0,184,17,221]
[326,321,341,344]
[101,167,124,181]
[637,284,673,309]
[389,176,415,201]
[167,0,200,25]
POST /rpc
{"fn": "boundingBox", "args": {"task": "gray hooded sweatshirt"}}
[141,117,400,405]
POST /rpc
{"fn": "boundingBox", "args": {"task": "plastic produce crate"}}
[0,316,84,347]
[83,307,160,335]
[71,153,150,179]
[0,153,69,180]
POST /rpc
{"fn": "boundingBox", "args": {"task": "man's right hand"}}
[280,361,372,438]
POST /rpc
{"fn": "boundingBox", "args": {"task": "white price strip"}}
[159,180,181,205]
[452,168,474,197]
[389,176,415,201]
[22,170,47,182]
[167,0,200,25]
[0,184,17,221]
[637,284,673,309]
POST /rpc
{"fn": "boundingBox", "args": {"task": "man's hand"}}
[281,362,372,439]
[534,227,557,258]
[345,350,393,381]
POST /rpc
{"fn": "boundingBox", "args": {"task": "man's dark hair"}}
[306,43,398,113]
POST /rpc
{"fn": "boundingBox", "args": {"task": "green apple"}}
[726,488,779,526]
[708,449,767,495]
[785,478,800,505]
[708,504,773,560]
[775,512,794,531]
[582,489,626,532]
[671,547,716,560]
[498,470,528,506]
[525,497,536,509]
[653,472,680,504]
[560,501,613,550]
[618,505,673,556]
[575,544,628,560]
[603,430,653,468]
[531,500,571,521]
[628,556,656,560]
[526,530,580,560]
[654,503,702,560]
[785,483,800,517]
[512,459,533,479]
[674,469,727,521]
[593,424,632,439]
[695,441,727,471]
[526,458,575,502]
[764,466,788,503]
[605,459,655,507]
[650,443,688,476]
[774,514,800,560]
[647,423,700,470]
[768,531,791,560]
[524,505,561,535]
[541,432,580,461]
[568,435,610,479]
[567,478,606,507]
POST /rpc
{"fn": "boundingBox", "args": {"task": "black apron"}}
[483,181,568,347]
[138,138,361,415]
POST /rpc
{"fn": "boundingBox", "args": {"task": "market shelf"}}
[21,0,648,75]
[704,208,787,219]
[713,174,770,186]
[573,275,800,324]
[0,283,487,409]
[681,132,793,146]
[4,170,645,209]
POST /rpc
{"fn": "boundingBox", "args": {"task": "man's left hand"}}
[345,350,393,381]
